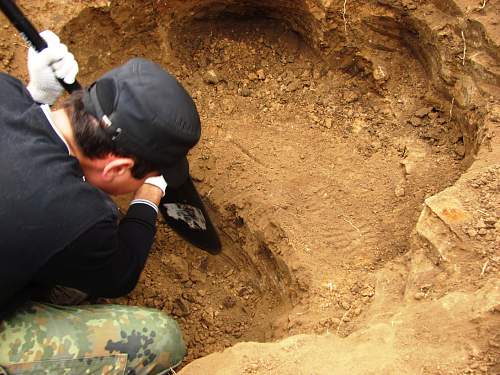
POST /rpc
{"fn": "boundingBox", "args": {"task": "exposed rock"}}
[452,76,480,107]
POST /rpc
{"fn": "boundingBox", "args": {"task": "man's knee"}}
[103,307,186,372]
[0,303,186,375]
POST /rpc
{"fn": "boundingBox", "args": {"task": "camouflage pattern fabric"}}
[0,302,186,375]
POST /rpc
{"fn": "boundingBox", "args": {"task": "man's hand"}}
[128,176,166,213]
[132,182,164,210]
[27,30,78,105]
[144,175,167,198]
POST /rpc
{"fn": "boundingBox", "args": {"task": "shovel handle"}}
[0,0,81,93]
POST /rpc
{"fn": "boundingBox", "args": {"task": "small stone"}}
[467,228,478,237]
[237,286,253,297]
[222,296,236,309]
[203,70,220,84]
[240,87,251,97]
[454,143,466,157]
[484,218,496,228]
[256,69,265,80]
[323,118,333,129]
[172,298,190,317]
[301,70,311,79]
[287,80,302,92]
[373,65,389,81]
[410,117,422,127]
[414,107,432,118]
[248,72,258,81]
[340,300,351,310]
[165,255,189,282]
[351,118,366,133]
[476,219,486,229]
[478,228,488,236]
[489,104,500,122]
[190,269,207,283]
[402,0,417,9]
[182,292,195,302]
[395,185,405,197]
[342,315,351,322]
[343,92,359,103]
[420,284,432,292]
[489,339,500,348]
[361,287,375,297]
[414,292,425,300]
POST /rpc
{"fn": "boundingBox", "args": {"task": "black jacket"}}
[0,74,158,319]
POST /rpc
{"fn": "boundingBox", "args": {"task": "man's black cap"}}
[82,58,201,188]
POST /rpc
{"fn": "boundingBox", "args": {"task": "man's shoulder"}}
[0,73,24,91]
[0,73,33,107]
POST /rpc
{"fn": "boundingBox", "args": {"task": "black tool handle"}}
[0,0,81,92]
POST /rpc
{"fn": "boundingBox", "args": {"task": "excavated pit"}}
[53,0,486,366]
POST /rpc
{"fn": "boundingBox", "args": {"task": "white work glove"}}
[144,175,167,197]
[27,30,78,105]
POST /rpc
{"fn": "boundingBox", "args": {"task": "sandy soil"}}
[1,0,499,373]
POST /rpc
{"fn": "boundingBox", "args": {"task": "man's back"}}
[0,73,112,316]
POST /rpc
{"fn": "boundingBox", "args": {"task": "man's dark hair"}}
[63,90,157,179]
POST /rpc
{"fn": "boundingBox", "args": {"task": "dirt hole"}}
[61,1,470,365]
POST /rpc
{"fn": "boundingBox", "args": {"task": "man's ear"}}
[102,157,135,181]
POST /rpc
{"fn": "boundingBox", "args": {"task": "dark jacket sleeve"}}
[33,203,158,297]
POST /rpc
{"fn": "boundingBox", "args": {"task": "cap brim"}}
[160,176,222,254]
[160,157,189,189]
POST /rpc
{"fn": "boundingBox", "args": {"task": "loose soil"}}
[79,13,468,362]
[1,0,498,373]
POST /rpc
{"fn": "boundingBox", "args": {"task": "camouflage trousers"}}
[0,302,186,375]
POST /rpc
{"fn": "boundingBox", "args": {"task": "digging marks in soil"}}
[170,17,466,337]
[115,226,291,361]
